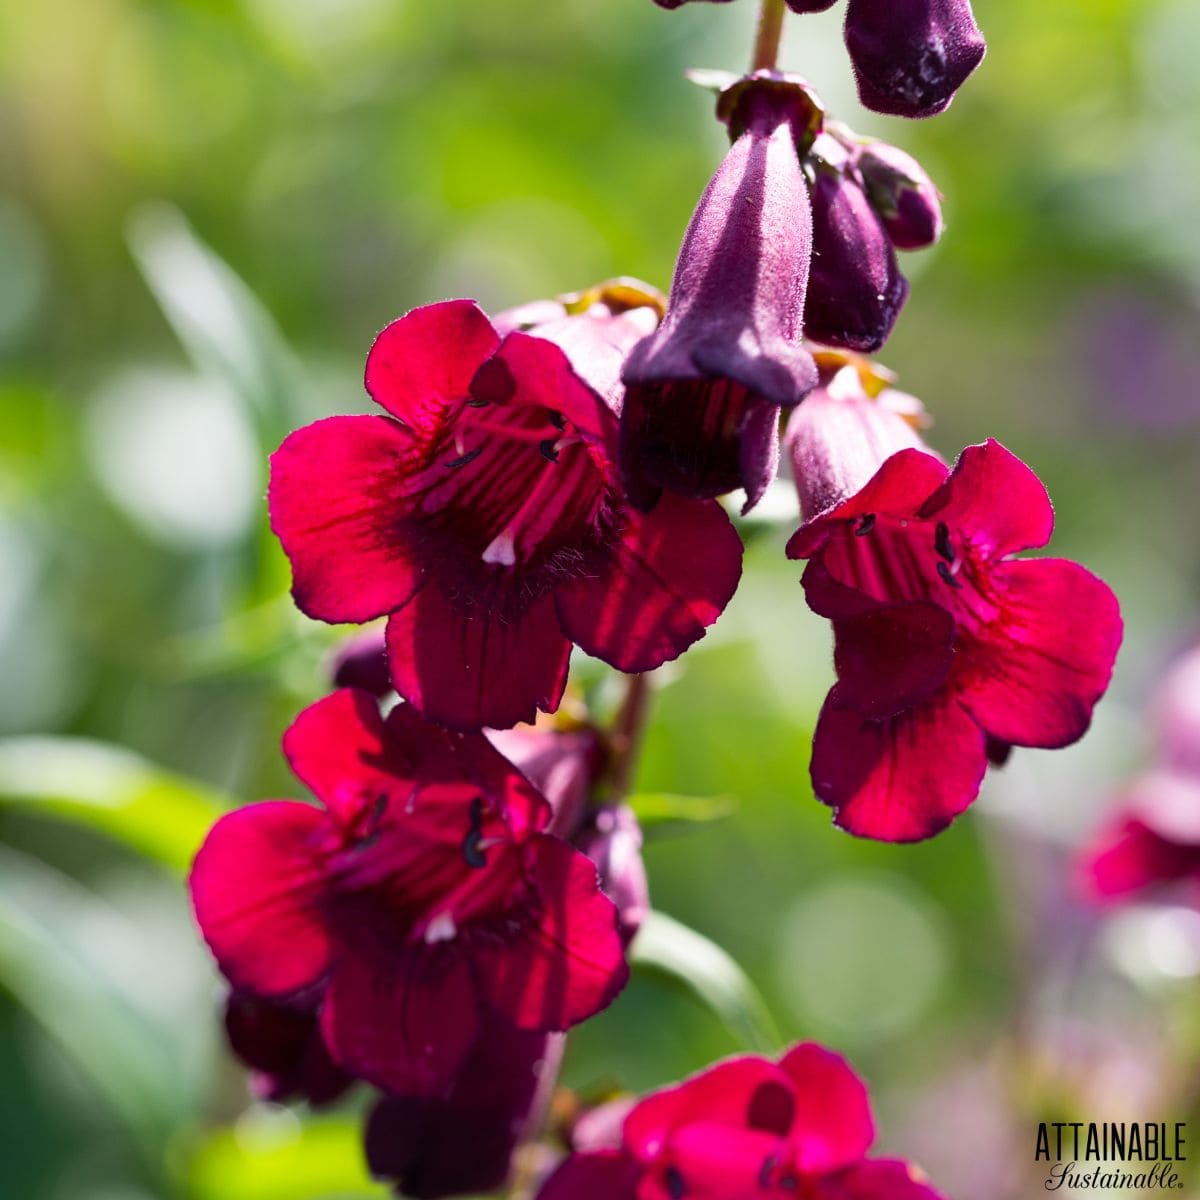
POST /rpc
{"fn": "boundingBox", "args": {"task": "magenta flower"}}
[269,299,742,731]
[845,0,986,119]
[620,78,820,512]
[366,1010,562,1200]
[787,399,1122,841]
[189,689,628,1095]
[329,626,392,698]
[538,1043,945,1200]
[223,990,352,1106]
[805,135,908,353]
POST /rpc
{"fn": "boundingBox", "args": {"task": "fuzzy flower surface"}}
[270,299,743,731]
[537,1043,945,1199]
[787,409,1122,842]
[189,689,628,1095]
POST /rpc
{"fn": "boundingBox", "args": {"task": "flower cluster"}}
[1081,644,1200,903]
[539,1043,944,1200]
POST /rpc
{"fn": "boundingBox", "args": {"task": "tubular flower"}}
[269,298,742,731]
[537,1043,946,1200]
[366,1011,562,1200]
[786,384,1122,841]
[1080,645,1200,904]
[189,689,628,1096]
[620,75,821,513]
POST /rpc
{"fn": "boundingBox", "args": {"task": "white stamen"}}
[482,531,516,566]
[424,911,457,944]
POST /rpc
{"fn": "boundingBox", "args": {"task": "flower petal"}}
[475,834,628,1031]
[810,695,987,842]
[555,493,742,673]
[385,586,571,731]
[956,558,1122,749]
[1081,815,1199,902]
[777,1043,874,1173]
[536,1151,641,1200]
[787,448,947,560]
[815,1159,947,1200]
[269,415,425,624]
[320,943,479,1096]
[189,801,334,996]
[365,299,500,430]
[918,440,1054,558]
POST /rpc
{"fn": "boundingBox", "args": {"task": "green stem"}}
[751,0,788,72]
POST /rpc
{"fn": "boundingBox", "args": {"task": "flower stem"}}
[608,671,652,800]
[751,0,787,72]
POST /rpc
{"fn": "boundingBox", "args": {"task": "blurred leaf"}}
[0,846,197,1163]
[631,910,781,1055]
[184,1114,385,1200]
[126,201,302,445]
[627,791,736,834]
[0,736,231,872]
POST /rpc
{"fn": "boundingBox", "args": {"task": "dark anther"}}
[466,397,489,408]
[758,1156,777,1189]
[935,520,955,563]
[665,1166,686,1199]
[356,793,389,850]
[539,438,560,463]
[778,1173,799,1191]
[445,446,484,470]
[937,560,963,589]
[854,512,876,536]
[461,796,488,869]
[548,410,566,431]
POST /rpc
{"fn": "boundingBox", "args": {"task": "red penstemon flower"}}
[538,1043,945,1199]
[787,426,1122,841]
[268,299,743,732]
[189,688,628,1095]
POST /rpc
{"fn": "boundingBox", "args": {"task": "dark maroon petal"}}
[804,169,908,353]
[536,1151,641,1200]
[224,991,352,1107]
[365,299,500,430]
[385,586,572,731]
[919,440,1054,558]
[787,448,948,561]
[320,944,479,1096]
[856,142,944,251]
[956,558,1122,749]
[190,801,334,997]
[844,0,986,119]
[475,834,628,1032]
[815,1159,948,1200]
[366,1012,561,1199]
[810,695,988,842]
[786,0,838,10]
[777,1043,875,1173]
[329,627,391,697]
[269,415,425,624]
[829,600,956,721]
[282,688,409,826]
[1081,814,1200,902]
[556,492,742,673]
[624,1056,795,1159]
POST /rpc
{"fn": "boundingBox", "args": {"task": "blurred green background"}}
[2,0,1200,1197]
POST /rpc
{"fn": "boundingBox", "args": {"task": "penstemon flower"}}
[537,1042,946,1199]
[189,688,628,1095]
[786,364,1122,841]
[269,298,742,731]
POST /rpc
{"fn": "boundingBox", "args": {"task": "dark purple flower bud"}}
[367,1012,564,1200]
[223,990,352,1107]
[621,78,821,513]
[844,0,986,119]
[855,141,944,251]
[576,805,650,945]
[805,137,908,354]
[329,627,391,697]
[785,0,838,10]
